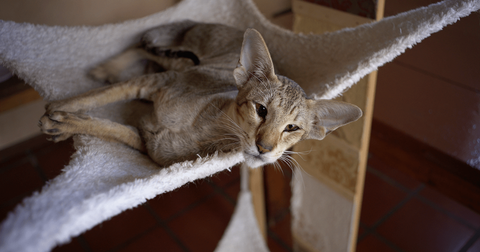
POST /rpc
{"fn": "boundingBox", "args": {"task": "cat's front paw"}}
[39,111,89,142]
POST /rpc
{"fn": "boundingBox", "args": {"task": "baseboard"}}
[369,119,480,213]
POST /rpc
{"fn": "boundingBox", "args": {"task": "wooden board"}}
[291,1,384,251]
[249,167,267,240]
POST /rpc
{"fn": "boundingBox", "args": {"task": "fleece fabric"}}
[0,0,479,251]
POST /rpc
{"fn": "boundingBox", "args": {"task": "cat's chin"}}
[243,152,277,168]
[242,152,263,168]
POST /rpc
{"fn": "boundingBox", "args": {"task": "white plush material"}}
[0,0,479,251]
[215,165,269,252]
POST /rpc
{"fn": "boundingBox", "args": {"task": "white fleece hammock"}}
[0,0,479,251]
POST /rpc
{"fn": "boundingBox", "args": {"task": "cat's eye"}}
[284,124,300,132]
[255,103,267,118]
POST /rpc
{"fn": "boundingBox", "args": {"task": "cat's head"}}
[232,29,362,168]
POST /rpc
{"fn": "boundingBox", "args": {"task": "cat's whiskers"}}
[272,160,284,176]
[210,103,249,146]
[202,134,241,153]
[218,120,247,142]
[283,149,311,161]
[279,153,306,189]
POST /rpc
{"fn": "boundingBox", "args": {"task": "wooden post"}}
[291,1,384,251]
[249,166,267,240]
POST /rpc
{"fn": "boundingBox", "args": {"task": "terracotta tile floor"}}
[1,135,479,252]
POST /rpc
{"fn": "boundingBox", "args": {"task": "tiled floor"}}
[358,156,480,252]
[1,134,479,252]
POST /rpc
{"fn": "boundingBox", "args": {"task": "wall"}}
[373,0,480,168]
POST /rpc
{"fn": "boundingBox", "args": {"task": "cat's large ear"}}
[305,99,363,140]
[233,29,276,87]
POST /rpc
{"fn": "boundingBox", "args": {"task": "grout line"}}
[356,223,370,242]
[366,165,410,193]
[415,194,478,230]
[268,229,293,252]
[143,203,191,252]
[221,176,241,189]
[365,163,426,230]
[206,179,237,206]
[369,154,479,231]
[164,192,216,223]
[107,225,158,252]
[358,182,425,249]
[392,61,480,94]
[371,232,405,252]
[367,155,480,251]
[459,228,480,252]
[358,223,405,252]
[373,182,425,229]
[269,208,290,227]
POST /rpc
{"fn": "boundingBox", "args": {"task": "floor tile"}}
[167,194,234,252]
[378,198,474,252]
[207,164,240,188]
[268,236,290,252]
[223,179,240,202]
[357,226,366,238]
[420,186,480,228]
[269,212,292,249]
[356,235,396,252]
[83,206,157,252]
[0,161,43,204]
[52,238,86,252]
[120,227,184,252]
[360,171,407,226]
[148,180,214,220]
[367,154,421,190]
[264,163,292,220]
[36,139,75,180]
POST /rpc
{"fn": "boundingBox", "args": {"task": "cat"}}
[39,20,362,168]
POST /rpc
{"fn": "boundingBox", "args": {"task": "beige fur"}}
[39,21,362,168]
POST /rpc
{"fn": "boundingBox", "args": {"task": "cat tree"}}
[0,0,479,251]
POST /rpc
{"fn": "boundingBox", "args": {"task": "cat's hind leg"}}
[90,47,195,83]
[89,47,149,83]
[39,111,146,152]
[46,71,178,114]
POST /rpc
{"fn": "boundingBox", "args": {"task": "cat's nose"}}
[256,142,272,154]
